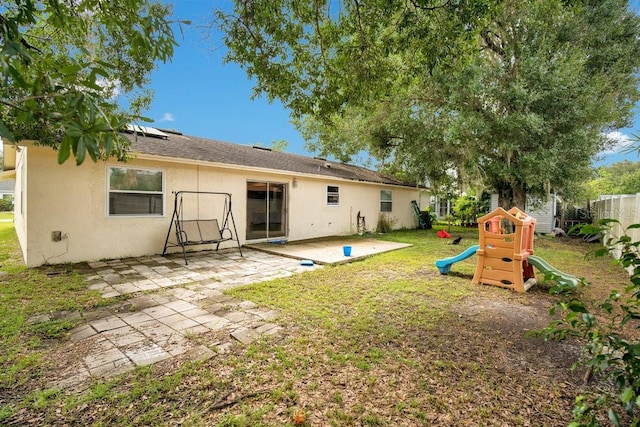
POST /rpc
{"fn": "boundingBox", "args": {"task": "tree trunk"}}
[497,183,527,211]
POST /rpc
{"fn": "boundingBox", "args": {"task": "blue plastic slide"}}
[435,245,480,274]
[527,255,579,287]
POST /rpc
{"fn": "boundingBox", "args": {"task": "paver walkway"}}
[51,248,321,391]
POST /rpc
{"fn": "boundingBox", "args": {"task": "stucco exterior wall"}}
[21,146,418,267]
[286,178,417,240]
[14,147,27,264]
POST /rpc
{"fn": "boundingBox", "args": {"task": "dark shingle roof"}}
[124,131,414,187]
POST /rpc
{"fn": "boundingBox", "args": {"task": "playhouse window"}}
[380,190,392,212]
[327,185,339,206]
[107,167,164,216]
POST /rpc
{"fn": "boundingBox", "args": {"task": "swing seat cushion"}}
[178,219,227,244]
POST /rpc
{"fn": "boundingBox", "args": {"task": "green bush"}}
[452,194,490,227]
[536,219,640,426]
[0,198,13,212]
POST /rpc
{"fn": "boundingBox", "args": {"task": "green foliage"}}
[217,0,640,208]
[217,0,494,121]
[588,161,640,197]
[452,194,489,227]
[270,139,288,152]
[420,208,437,230]
[0,198,13,212]
[0,0,185,164]
[536,219,640,426]
[30,319,76,340]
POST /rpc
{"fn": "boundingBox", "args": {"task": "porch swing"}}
[162,191,243,265]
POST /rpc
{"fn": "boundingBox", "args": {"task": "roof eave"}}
[133,152,416,188]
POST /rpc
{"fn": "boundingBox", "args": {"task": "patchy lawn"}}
[0,225,632,426]
[0,212,14,221]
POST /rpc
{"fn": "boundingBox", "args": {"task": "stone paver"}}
[230,328,261,345]
[90,316,127,332]
[50,248,325,391]
[203,316,231,331]
[126,344,171,366]
[69,324,98,342]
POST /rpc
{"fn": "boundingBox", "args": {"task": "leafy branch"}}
[536,219,640,426]
[1,0,187,165]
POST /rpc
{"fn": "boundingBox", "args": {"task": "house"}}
[0,179,15,205]
[4,127,420,267]
[489,193,558,234]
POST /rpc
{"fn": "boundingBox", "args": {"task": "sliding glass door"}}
[246,182,287,240]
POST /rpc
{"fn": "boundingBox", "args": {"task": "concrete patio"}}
[245,237,412,265]
[48,238,411,391]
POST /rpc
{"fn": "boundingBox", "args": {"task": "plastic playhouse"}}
[471,207,536,292]
[435,206,579,292]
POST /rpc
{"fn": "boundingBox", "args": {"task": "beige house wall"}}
[14,146,28,263]
[19,146,419,267]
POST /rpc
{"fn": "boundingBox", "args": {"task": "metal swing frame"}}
[162,191,243,264]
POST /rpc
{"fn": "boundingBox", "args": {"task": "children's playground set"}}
[435,207,578,292]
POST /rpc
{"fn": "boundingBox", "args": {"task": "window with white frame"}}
[327,185,339,205]
[380,190,392,212]
[108,167,164,216]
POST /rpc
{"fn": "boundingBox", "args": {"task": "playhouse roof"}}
[476,207,536,225]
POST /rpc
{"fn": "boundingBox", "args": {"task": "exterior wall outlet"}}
[52,231,62,242]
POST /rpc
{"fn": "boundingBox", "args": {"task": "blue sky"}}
[141,1,640,166]
[143,1,308,155]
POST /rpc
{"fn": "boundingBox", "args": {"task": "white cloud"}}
[159,113,175,122]
[95,78,121,99]
[602,131,634,154]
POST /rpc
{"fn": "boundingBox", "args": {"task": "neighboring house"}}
[490,193,558,234]
[432,196,453,219]
[414,194,450,218]
[4,127,420,267]
[0,179,15,202]
[415,189,433,212]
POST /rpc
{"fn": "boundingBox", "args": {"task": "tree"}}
[588,161,640,197]
[270,139,288,152]
[216,0,640,209]
[0,0,181,165]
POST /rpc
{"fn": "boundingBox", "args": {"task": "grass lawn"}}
[0,223,632,426]
[0,211,14,221]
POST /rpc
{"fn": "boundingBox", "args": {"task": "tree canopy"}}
[587,160,640,197]
[217,0,640,209]
[0,0,181,164]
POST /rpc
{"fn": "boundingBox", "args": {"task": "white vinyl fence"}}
[591,194,640,259]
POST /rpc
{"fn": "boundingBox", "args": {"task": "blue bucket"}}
[343,245,352,257]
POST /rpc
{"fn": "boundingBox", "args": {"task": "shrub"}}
[536,219,640,426]
[452,194,490,227]
[0,198,13,212]
[376,214,396,233]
